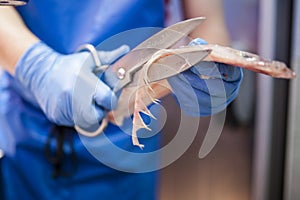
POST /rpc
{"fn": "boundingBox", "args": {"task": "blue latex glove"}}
[168,38,243,116]
[14,42,129,130]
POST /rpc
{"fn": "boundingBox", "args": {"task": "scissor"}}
[75,17,211,137]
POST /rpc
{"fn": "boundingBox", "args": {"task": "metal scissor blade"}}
[146,48,211,83]
[122,48,211,88]
[134,17,206,50]
[107,17,206,91]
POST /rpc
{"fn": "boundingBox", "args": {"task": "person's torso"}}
[17,0,165,53]
[0,1,165,199]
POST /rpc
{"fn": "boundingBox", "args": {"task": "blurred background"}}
[160,0,300,199]
[0,0,299,200]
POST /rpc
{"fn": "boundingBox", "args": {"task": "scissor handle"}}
[76,44,109,73]
[75,44,108,137]
[74,117,108,137]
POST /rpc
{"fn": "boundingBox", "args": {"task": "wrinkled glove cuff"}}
[13,42,59,108]
[15,41,57,88]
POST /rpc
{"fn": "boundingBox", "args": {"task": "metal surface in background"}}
[252,0,276,199]
[285,0,300,199]
[253,0,294,199]
[268,0,294,198]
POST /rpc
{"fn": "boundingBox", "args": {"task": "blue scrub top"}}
[0,0,165,199]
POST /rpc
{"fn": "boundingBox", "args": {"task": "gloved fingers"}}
[188,37,243,82]
[191,61,223,79]
[93,104,105,123]
[168,71,241,117]
[93,79,118,111]
[97,45,130,65]
[189,38,208,46]
[168,71,209,97]
[167,37,243,118]
[74,104,105,132]
[191,62,243,82]
[168,74,209,116]
[216,63,243,82]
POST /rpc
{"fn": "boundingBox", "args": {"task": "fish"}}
[107,44,295,148]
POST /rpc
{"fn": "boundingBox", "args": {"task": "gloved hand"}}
[168,38,243,116]
[14,41,129,130]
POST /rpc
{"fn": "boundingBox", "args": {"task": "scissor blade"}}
[124,47,211,88]
[146,48,211,83]
[134,17,206,50]
[107,17,206,90]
